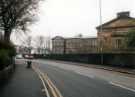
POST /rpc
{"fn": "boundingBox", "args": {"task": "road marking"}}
[109,81,135,92]
[42,89,46,92]
[74,71,95,78]
[32,66,50,97]
[43,74,58,97]
[44,74,63,97]
[37,68,63,97]
[33,65,63,97]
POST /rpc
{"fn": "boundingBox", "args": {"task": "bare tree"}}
[21,36,32,54]
[0,0,42,42]
[34,36,45,54]
[74,33,83,38]
[34,36,52,54]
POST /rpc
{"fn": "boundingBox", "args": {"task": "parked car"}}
[24,54,34,59]
[15,54,23,59]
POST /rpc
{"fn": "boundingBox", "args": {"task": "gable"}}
[97,17,135,29]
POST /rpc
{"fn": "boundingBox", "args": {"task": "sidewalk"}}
[0,63,44,97]
[48,60,135,75]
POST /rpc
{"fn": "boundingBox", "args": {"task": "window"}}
[116,39,122,48]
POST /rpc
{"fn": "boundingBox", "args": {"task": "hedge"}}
[0,41,16,70]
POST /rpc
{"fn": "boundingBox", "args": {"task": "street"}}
[1,59,135,97]
[32,59,135,97]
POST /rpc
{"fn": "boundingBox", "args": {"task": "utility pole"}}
[99,0,103,65]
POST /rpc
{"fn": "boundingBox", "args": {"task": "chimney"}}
[117,11,130,18]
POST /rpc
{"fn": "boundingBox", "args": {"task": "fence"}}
[34,53,135,68]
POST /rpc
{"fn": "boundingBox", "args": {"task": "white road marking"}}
[74,71,95,78]
[109,81,135,92]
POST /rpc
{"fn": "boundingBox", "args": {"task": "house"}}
[52,11,135,54]
[97,11,135,52]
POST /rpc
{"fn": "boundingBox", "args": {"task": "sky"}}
[11,0,135,44]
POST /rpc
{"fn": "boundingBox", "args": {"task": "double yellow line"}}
[32,65,63,97]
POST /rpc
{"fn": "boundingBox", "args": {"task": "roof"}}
[52,36,97,40]
[65,37,97,42]
[65,37,97,40]
[52,36,65,40]
[96,13,135,30]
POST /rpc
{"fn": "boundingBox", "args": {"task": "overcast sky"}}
[12,0,135,43]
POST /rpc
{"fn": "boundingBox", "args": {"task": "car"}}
[24,54,34,59]
[28,55,34,59]
[15,54,23,59]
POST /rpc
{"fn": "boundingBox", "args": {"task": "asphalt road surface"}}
[7,59,135,97]
[31,59,135,97]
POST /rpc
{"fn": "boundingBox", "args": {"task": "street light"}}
[99,0,103,65]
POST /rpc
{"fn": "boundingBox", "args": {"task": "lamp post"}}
[99,0,103,65]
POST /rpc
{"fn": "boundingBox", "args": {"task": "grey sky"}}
[12,0,135,43]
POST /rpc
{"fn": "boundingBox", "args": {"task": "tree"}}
[75,33,83,38]
[21,36,32,54]
[34,36,52,54]
[34,36,45,54]
[0,0,42,42]
[126,30,135,48]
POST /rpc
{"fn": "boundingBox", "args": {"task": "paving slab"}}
[0,63,45,97]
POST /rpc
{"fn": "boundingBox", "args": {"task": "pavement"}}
[33,59,135,97]
[0,61,44,97]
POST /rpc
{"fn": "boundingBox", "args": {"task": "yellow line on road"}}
[45,74,63,97]
[43,74,58,97]
[35,68,59,97]
[32,65,63,97]
[32,66,50,97]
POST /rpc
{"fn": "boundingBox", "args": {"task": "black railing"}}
[34,53,135,68]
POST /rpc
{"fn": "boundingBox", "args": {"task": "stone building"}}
[97,11,135,52]
[52,12,135,54]
[65,38,98,54]
[52,36,65,54]
[52,36,98,54]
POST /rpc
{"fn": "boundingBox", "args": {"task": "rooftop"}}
[97,11,135,30]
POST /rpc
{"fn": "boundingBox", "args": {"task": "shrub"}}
[0,41,16,56]
[0,41,16,70]
[0,49,11,70]
[126,30,135,48]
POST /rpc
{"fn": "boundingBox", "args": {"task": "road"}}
[31,59,135,97]
[3,59,134,97]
